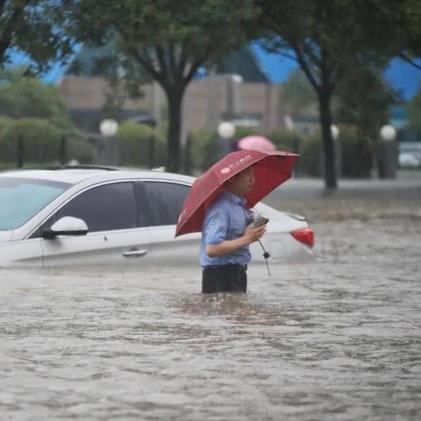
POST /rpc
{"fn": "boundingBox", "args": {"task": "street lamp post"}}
[331,124,341,179]
[321,124,340,180]
[378,124,397,179]
[17,134,24,168]
[216,121,236,159]
[284,114,300,176]
[99,119,119,166]
[226,74,243,121]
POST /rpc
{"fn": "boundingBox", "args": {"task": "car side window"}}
[34,182,137,236]
[140,181,190,226]
[134,182,154,227]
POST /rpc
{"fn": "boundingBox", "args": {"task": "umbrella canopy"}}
[175,150,298,237]
[238,135,276,153]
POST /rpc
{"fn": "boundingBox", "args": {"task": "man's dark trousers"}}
[202,264,247,293]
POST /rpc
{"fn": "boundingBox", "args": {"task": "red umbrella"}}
[175,150,298,237]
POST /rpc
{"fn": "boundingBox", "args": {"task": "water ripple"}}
[0,210,420,420]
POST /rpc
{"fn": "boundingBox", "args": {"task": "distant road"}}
[267,171,421,202]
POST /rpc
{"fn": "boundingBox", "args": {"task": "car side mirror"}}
[43,216,88,239]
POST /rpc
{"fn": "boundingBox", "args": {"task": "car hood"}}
[0,231,12,243]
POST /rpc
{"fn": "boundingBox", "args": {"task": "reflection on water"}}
[1,199,420,420]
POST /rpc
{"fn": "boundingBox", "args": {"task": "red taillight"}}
[291,228,314,247]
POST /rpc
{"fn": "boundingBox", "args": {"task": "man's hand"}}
[244,224,267,243]
[206,223,267,257]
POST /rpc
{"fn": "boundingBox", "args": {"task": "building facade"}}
[56,75,288,137]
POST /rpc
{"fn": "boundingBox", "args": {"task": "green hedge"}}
[0,72,74,130]
[338,125,373,178]
[117,122,166,168]
[67,137,95,164]
[186,125,373,178]
[294,126,373,178]
[267,130,302,154]
[188,128,305,173]
[297,133,322,176]
[0,118,94,164]
[188,129,219,172]
[0,116,11,133]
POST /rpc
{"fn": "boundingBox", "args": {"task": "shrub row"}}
[0,117,93,165]
[117,122,166,168]
[0,117,374,178]
[187,126,373,178]
[0,118,167,169]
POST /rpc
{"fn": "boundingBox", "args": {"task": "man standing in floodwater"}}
[199,167,267,294]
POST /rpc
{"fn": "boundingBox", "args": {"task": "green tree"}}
[365,0,421,70]
[257,0,396,189]
[67,36,152,121]
[0,69,74,129]
[280,68,317,116]
[60,0,255,173]
[0,0,72,72]
[407,87,421,130]
[336,66,398,144]
[0,70,93,166]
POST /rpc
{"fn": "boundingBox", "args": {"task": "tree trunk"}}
[165,87,184,173]
[0,43,8,64]
[318,90,337,190]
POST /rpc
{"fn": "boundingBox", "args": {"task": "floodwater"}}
[1,198,420,420]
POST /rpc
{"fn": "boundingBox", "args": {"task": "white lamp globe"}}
[231,74,244,84]
[99,119,119,137]
[380,125,396,142]
[331,124,340,140]
[217,121,235,139]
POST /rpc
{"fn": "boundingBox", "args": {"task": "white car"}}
[399,142,421,168]
[0,167,314,267]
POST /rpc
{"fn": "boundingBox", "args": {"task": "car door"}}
[137,180,200,266]
[0,236,44,267]
[34,181,152,267]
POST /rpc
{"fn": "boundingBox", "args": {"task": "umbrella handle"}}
[258,240,271,277]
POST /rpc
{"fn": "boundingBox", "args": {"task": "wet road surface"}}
[1,196,420,420]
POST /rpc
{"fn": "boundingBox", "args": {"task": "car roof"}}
[0,167,195,185]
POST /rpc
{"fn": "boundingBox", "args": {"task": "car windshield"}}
[0,177,71,230]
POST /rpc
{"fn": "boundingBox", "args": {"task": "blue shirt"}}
[200,190,253,267]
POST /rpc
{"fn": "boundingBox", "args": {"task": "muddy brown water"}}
[1,197,420,420]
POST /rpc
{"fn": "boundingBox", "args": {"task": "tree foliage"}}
[407,86,421,130]
[280,69,316,116]
[60,0,256,172]
[335,66,399,139]
[67,36,152,120]
[359,0,421,69]
[0,69,92,165]
[0,69,73,129]
[0,0,73,73]
[256,0,412,189]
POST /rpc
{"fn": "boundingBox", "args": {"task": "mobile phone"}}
[251,215,269,228]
